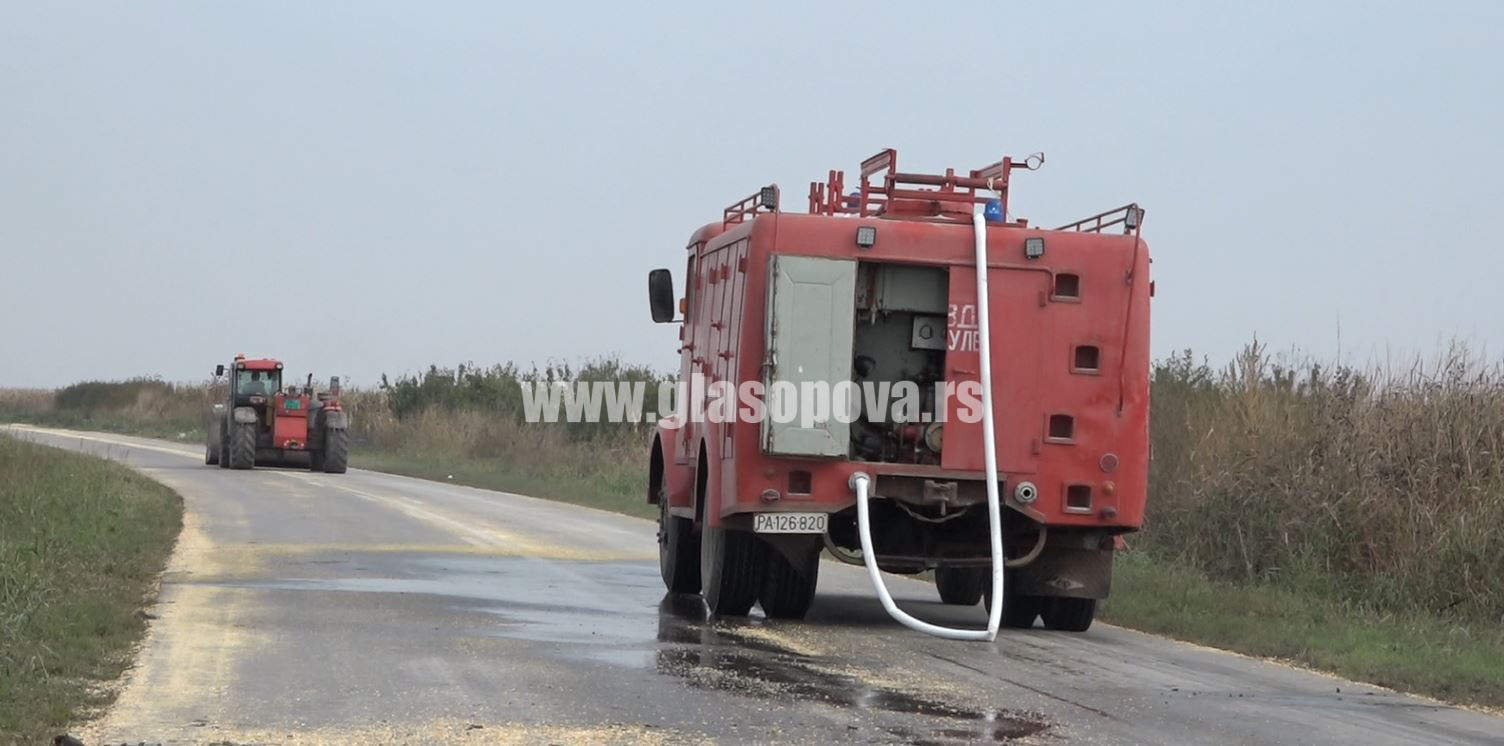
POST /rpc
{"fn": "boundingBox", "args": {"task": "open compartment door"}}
[763,255,856,456]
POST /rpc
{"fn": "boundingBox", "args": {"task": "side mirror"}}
[215,364,225,377]
[649,268,676,323]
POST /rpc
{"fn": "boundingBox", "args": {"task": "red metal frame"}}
[807,148,1043,224]
[1056,203,1146,235]
[723,185,780,228]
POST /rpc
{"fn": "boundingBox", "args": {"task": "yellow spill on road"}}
[78,509,265,742]
[116,720,708,745]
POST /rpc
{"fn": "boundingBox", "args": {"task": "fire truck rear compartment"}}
[836,262,1110,600]
[851,262,948,465]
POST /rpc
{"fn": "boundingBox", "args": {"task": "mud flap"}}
[757,534,824,579]
[1013,547,1113,600]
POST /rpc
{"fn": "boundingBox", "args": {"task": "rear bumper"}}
[728,459,1142,530]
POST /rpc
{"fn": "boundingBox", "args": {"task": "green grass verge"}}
[0,410,202,444]
[0,435,184,744]
[352,450,656,520]
[1102,551,1504,709]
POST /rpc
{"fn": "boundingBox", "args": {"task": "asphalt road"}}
[8,425,1503,745]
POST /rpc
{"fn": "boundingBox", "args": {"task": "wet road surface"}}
[8,425,1503,745]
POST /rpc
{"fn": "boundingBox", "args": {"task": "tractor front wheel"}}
[322,428,348,474]
[205,441,219,466]
[700,524,764,617]
[227,422,256,470]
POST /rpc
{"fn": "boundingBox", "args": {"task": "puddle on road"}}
[654,596,1049,743]
[247,554,1049,742]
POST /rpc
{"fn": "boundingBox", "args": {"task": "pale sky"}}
[2,1,1501,387]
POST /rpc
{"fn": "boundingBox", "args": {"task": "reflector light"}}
[855,226,877,248]
[758,186,778,209]
[1024,236,1045,260]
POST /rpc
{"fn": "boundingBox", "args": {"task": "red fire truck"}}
[647,149,1150,634]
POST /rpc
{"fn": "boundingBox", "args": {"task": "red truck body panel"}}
[654,153,1150,572]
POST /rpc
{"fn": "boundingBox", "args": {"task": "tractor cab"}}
[217,356,285,410]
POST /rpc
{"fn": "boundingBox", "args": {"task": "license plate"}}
[753,512,828,534]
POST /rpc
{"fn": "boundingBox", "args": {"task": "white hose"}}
[848,202,1005,641]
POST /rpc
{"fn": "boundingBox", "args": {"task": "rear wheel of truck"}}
[983,570,1045,629]
[1040,597,1096,632]
[227,423,256,470]
[658,482,701,594]
[759,542,819,619]
[322,428,348,474]
[934,566,987,606]
[700,524,765,617]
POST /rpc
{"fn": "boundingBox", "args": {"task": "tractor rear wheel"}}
[700,524,765,617]
[658,482,700,594]
[759,542,819,619]
[1040,597,1096,632]
[227,423,256,470]
[934,566,987,606]
[322,428,348,473]
[205,441,219,465]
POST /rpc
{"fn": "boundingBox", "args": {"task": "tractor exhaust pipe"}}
[849,201,1006,641]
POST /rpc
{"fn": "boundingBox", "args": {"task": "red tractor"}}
[647,149,1151,634]
[206,355,350,473]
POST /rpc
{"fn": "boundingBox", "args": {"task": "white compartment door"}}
[763,255,856,456]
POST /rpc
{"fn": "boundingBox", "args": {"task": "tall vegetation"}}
[4,344,1501,622]
[1146,341,1504,622]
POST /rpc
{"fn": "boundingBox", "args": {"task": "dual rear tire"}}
[946,566,1096,632]
[658,487,700,594]
[657,481,819,619]
[698,525,821,620]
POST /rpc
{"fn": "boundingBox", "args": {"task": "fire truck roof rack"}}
[808,148,1044,223]
[1055,203,1146,236]
[723,185,781,228]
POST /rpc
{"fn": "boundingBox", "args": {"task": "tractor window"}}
[236,370,281,396]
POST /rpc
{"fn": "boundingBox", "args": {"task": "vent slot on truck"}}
[851,262,950,464]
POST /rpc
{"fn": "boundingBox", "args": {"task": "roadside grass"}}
[1,409,203,443]
[353,449,655,520]
[1103,551,1504,710]
[0,435,184,744]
